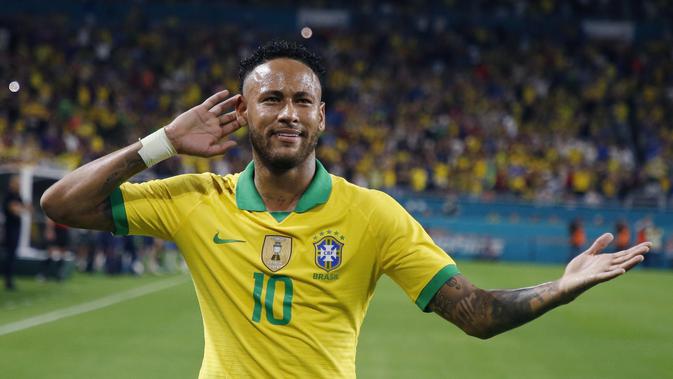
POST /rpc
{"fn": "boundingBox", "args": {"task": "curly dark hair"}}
[239,40,326,94]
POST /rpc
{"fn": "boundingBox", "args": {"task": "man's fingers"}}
[594,268,626,283]
[202,90,231,110]
[220,118,242,137]
[637,241,653,250]
[236,113,248,127]
[612,243,650,264]
[612,254,645,272]
[218,111,237,125]
[586,233,614,255]
[207,140,237,157]
[209,94,241,115]
[616,241,652,255]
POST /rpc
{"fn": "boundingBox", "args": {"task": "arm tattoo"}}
[96,153,145,222]
[429,275,568,339]
[75,150,146,231]
[102,154,146,191]
[41,143,146,232]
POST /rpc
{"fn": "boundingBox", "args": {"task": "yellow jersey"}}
[110,161,458,378]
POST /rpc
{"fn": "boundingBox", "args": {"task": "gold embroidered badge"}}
[261,235,293,272]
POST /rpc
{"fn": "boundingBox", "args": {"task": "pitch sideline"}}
[0,275,189,337]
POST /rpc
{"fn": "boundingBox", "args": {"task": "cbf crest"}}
[261,235,293,272]
[313,231,345,272]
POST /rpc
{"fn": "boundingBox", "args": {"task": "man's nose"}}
[278,101,299,124]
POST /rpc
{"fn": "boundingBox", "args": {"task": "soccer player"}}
[41,41,651,378]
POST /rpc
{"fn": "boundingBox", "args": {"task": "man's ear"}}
[236,96,248,127]
[318,101,326,133]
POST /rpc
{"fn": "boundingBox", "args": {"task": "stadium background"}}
[1,1,672,378]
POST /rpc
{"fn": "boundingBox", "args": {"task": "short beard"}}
[249,128,320,173]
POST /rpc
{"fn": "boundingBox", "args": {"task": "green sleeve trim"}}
[415,264,460,313]
[110,187,129,236]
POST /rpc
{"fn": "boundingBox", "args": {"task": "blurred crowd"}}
[1,3,673,208]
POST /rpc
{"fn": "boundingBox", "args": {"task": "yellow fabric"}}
[116,173,456,378]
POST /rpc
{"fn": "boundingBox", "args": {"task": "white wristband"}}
[138,128,177,167]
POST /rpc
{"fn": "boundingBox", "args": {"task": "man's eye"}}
[263,97,280,102]
[297,98,312,104]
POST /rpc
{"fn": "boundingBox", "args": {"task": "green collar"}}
[235,160,332,213]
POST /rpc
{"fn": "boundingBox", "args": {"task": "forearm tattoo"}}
[99,152,145,211]
[429,275,567,339]
[102,153,146,191]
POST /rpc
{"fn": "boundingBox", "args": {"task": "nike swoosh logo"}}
[213,232,246,244]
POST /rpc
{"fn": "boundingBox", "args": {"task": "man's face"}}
[239,58,325,172]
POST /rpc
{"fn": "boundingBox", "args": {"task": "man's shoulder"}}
[169,171,240,196]
[124,172,239,197]
[330,175,400,212]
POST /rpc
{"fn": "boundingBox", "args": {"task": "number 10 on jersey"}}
[252,272,293,325]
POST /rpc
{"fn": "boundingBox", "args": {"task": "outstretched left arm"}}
[429,233,651,339]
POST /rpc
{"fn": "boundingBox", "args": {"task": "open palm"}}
[165,90,243,157]
[559,233,650,295]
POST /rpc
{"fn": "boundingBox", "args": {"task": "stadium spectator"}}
[73,229,98,273]
[568,217,586,262]
[139,237,184,275]
[665,236,673,270]
[2,175,28,290]
[40,217,69,281]
[615,220,631,253]
[121,236,140,275]
[637,216,664,268]
[98,230,121,275]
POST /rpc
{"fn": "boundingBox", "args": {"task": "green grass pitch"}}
[1,262,671,378]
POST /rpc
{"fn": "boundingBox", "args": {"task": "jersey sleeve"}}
[371,191,459,312]
[109,174,208,241]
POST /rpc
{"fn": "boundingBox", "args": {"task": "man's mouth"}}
[277,132,300,137]
[272,129,303,142]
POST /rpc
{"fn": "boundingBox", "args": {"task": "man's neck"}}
[253,157,316,212]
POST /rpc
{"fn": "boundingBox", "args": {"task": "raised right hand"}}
[165,90,243,157]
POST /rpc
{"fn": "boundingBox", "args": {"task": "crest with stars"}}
[313,230,345,272]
